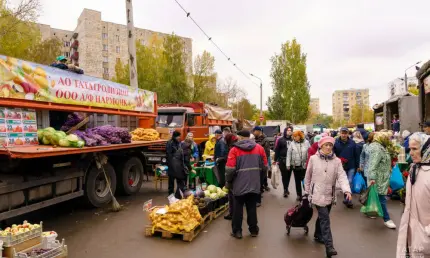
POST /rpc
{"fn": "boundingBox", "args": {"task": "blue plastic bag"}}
[352,171,366,194]
[390,164,405,191]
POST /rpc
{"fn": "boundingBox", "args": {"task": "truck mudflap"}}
[143,152,167,165]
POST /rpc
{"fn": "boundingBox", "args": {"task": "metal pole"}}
[126,0,138,89]
[260,82,263,117]
[404,73,408,93]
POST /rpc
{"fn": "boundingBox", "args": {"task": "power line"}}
[173,0,259,87]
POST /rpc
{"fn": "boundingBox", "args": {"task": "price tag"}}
[143,199,152,211]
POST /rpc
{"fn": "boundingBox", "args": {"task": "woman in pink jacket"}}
[397,132,430,258]
[304,136,352,258]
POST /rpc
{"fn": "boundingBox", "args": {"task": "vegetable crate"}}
[14,239,68,258]
[0,222,43,247]
[212,203,229,220]
[144,213,212,242]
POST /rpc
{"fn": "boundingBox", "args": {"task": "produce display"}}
[203,185,228,200]
[131,128,160,141]
[149,195,202,233]
[74,125,131,146]
[60,112,84,132]
[0,220,40,237]
[37,127,84,148]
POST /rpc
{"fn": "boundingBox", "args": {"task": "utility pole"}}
[125,0,138,89]
[250,74,263,124]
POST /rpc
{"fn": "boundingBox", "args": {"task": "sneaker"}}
[256,203,261,208]
[224,214,232,220]
[313,237,324,244]
[384,220,396,229]
[231,232,243,239]
[326,247,338,257]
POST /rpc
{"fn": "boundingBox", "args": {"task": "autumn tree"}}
[310,113,334,128]
[252,110,271,125]
[267,38,310,123]
[231,98,258,120]
[351,104,374,124]
[192,50,216,101]
[408,83,419,95]
[27,38,62,65]
[112,59,130,85]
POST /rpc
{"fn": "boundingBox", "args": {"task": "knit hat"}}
[172,131,181,138]
[318,136,335,148]
[214,129,223,135]
[253,126,263,132]
[237,130,251,138]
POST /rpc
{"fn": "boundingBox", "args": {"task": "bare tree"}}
[0,0,40,37]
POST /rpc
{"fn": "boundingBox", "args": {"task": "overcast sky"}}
[35,0,430,114]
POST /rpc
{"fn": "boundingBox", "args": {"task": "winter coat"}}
[166,138,180,168]
[274,128,293,162]
[255,134,271,161]
[182,141,199,160]
[226,140,268,196]
[334,137,358,170]
[397,166,430,258]
[304,152,351,207]
[360,143,371,179]
[367,142,391,195]
[306,142,319,168]
[214,136,228,162]
[287,140,310,169]
[170,141,192,180]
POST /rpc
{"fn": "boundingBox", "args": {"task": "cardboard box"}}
[159,133,171,140]
[3,237,41,258]
[156,128,170,135]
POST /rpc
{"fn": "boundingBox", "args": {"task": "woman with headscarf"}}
[184,133,199,162]
[202,134,216,160]
[359,132,375,185]
[287,130,310,201]
[397,132,430,258]
[367,132,396,229]
[305,136,352,257]
[224,133,239,220]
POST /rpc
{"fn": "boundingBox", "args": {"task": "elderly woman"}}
[352,131,365,156]
[305,136,352,257]
[397,132,430,258]
[359,132,375,185]
[287,130,310,201]
[367,132,396,229]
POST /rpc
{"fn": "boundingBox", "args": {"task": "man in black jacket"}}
[274,126,293,197]
[166,131,181,195]
[253,126,271,207]
[214,129,228,187]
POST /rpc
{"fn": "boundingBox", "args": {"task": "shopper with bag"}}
[224,133,238,220]
[367,132,396,229]
[287,130,310,201]
[274,126,294,197]
[360,132,375,185]
[397,132,430,258]
[304,136,352,257]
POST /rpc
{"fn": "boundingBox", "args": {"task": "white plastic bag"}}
[271,164,281,189]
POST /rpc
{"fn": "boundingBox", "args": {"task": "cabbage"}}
[44,127,56,133]
[222,186,229,193]
[209,193,218,200]
[216,187,222,193]
[58,139,70,147]
[56,131,66,137]
[65,134,79,142]
[70,140,85,148]
[43,130,53,139]
[207,185,217,193]
[37,129,44,141]
[51,132,65,145]
[41,137,50,145]
[204,190,211,197]
[218,191,226,197]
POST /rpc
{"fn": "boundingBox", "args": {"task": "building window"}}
[116,35,120,42]
[64,52,70,58]
[116,46,120,53]
[64,41,70,47]
[103,57,108,62]
[103,44,108,51]
[102,33,108,39]
[103,68,109,74]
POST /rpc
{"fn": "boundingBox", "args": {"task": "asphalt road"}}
[9,179,403,258]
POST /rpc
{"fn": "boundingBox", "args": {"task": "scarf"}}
[374,132,399,158]
[317,150,335,160]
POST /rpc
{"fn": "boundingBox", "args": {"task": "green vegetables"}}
[38,127,83,148]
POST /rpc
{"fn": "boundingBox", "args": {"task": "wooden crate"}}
[145,213,212,242]
[212,203,229,219]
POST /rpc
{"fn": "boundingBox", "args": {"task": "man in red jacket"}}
[226,130,268,239]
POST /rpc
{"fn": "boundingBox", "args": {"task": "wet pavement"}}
[9,179,402,258]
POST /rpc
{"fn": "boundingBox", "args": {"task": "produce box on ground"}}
[13,238,67,258]
[0,221,42,247]
[3,237,41,258]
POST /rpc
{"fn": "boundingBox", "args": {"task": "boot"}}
[326,247,338,257]
[231,231,242,239]
[224,214,232,220]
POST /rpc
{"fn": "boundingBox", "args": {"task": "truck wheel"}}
[85,162,117,208]
[116,157,144,195]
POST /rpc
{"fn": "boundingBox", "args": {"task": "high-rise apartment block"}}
[310,98,320,115]
[37,9,192,80]
[332,89,369,122]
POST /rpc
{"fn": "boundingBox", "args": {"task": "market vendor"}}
[203,134,216,160]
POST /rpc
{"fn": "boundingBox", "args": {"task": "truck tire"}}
[115,157,144,195]
[84,162,117,208]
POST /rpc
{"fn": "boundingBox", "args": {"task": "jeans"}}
[344,168,355,203]
[378,195,391,222]
[232,193,259,234]
[314,205,334,249]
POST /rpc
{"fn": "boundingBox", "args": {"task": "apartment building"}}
[388,77,418,98]
[310,98,320,115]
[332,89,369,122]
[37,9,193,80]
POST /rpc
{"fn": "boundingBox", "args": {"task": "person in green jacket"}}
[367,132,396,229]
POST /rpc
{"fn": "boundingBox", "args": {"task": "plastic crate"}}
[0,222,43,247]
[14,239,67,258]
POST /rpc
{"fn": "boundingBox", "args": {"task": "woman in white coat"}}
[397,132,430,258]
[304,136,352,257]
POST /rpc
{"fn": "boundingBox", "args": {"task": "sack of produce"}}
[131,128,160,141]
